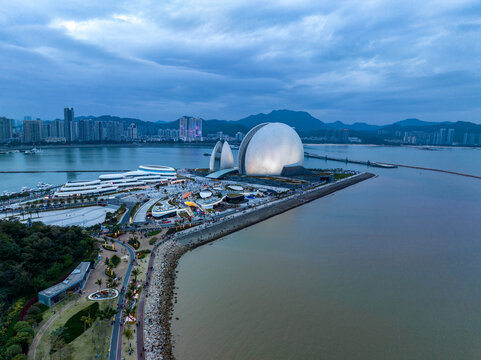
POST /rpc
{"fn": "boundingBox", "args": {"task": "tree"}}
[124,327,134,346]
[49,327,68,358]
[104,257,110,267]
[131,267,141,281]
[96,278,102,290]
[80,315,93,333]
[14,331,33,346]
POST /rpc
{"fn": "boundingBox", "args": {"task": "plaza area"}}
[6,205,119,227]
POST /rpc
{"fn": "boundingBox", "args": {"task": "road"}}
[109,239,135,360]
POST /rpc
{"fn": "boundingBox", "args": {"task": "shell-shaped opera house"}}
[209,140,235,171]
[238,122,304,176]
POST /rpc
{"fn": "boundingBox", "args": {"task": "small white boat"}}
[24,147,44,155]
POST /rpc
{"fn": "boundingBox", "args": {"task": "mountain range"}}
[76,109,481,137]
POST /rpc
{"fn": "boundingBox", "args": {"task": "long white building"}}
[54,165,176,197]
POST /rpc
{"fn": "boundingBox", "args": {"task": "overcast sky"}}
[1,0,480,124]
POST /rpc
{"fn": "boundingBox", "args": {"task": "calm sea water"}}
[1,145,481,359]
[171,145,481,360]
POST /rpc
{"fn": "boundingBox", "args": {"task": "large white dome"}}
[238,122,304,175]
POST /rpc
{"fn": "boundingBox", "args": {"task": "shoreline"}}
[142,172,375,360]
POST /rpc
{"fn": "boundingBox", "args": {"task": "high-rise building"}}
[41,122,51,139]
[128,123,138,140]
[446,129,455,145]
[23,120,42,143]
[64,107,74,142]
[51,119,65,138]
[105,121,122,141]
[0,117,13,141]
[188,117,202,141]
[93,121,104,141]
[235,132,244,142]
[179,117,188,140]
[78,119,94,141]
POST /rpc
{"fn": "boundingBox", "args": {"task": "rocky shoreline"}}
[143,172,375,359]
[143,240,188,360]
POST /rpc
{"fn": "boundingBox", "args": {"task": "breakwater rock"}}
[143,240,188,360]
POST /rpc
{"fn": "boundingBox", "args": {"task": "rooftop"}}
[39,262,90,298]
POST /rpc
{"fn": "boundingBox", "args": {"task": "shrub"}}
[6,344,22,359]
[149,237,158,245]
[14,331,32,346]
[62,302,99,343]
[17,326,34,337]
[110,255,121,268]
[11,354,27,360]
[26,305,41,315]
[13,321,30,333]
[136,249,151,259]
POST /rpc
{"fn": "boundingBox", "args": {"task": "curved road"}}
[110,239,135,360]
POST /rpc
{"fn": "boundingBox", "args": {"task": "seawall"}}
[178,172,375,249]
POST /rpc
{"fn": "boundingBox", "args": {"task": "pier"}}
[304,152,398,168]
[304,152,481,179]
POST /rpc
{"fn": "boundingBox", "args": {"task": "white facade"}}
[209,141,234,171]
[54,165,176,197]
[238,122,304,176]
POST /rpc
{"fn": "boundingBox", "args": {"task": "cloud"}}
[0,0,480,123]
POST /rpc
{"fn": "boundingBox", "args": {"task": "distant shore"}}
[142,172,375,360]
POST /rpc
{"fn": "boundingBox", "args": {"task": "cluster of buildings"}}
[54,165,177,197]
[0,109,251,145]
[0,110,207,144]
[0,109,132,144]
[384,128,481,146]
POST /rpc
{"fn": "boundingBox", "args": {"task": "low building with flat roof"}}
[38,262,91,307]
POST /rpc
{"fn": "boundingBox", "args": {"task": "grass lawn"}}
[35,297,115,360]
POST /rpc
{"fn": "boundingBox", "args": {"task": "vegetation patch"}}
[136,249,151,259]
[0,220,97,353]
[149,237,158,245]
[334,173,353,180]
[128,237,141,250]
[103,203,126,226]
[102,242,117,252]
[105,268,116,279]
[147,229,161,237]
[129,202,141,219]
[110,255,121,268]
[62,302,99,343]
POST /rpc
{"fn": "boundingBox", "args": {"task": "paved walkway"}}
[133,197,162,224]
[28,299,79,359]
[109,239,135,360]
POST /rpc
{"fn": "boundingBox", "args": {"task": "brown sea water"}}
[171,146,481,360]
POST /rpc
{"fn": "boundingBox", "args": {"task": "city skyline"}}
[1,1,481,124]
